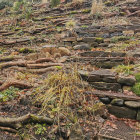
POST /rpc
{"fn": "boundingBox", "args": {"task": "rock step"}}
[79,51,126,57]
[79,69,136,91]
[69,56,132,68]
[84,91,140,120]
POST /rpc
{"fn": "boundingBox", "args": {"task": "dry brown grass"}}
[91,0,104,15]
[73,0,84,4]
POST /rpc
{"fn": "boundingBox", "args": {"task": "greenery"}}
[135,73,140,83]
[51,0,60,8]
[114,64,134,75]
[35,124,47,135]
[111,36,130,43]
[131,83,140,96]
[13,0,32,20]
[0,86,19,102]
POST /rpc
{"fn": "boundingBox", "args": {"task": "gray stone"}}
[73,44,90,50]
[117,76,136,86]
[99,43,108,47]
[90,69,116,77]
[42,44,57,48]
[111,99,124,106]
[107,105,137,119]
[90,82,122,92]
[78,69,117,83]
[125,101,140,108]
[99,97,111,104]
[79,51,126,57]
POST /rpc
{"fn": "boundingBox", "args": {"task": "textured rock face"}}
[118,76,136,86]
[90,82,122,92]
[73,44,90,50]
[78,69,121,91]
[78,69,117,82]
[107,105,137,119]
[125,101,140,108]
[79,51,126,57]
[78,51,127,68]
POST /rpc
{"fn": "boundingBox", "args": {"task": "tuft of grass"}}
[65,20,76,30]
[114,64,134,75]
[135,73,140,83]
[73,0,84,4]
[51,0,60,7]
[90,0,104,16]
[34,68,83,114]
[131,83,140,96]
[33,66,103,124]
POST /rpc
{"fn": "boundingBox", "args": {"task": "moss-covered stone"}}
[19,48,34,53]
[95,37,104,43]
[131,83,140,96]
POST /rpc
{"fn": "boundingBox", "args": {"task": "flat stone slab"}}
[73,44,90,50]
[125,101,140,108]
[78,69,117,83]
[90,69,116,77]
[90,82,121,92]
[79,51,126,57]
[107,105,137,119]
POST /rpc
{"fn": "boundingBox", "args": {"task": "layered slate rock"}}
[79,69,117,83]
[90,82,121,92]
[107,105,137,119]
[75,51,129,68]
[117,76,136,86]
[79,69,121,91]
[79,51,126,57]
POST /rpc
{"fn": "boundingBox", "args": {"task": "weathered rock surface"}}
[79,51,126,57]
[73,44,90,50]
[107,105,137,119]
[117,76,136,86]
[90,82,121,92]
[125,101,140,108]
[78,69,117,83]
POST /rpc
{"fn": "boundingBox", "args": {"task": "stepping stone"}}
[125,101,140,108]
[79,51,126,57]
